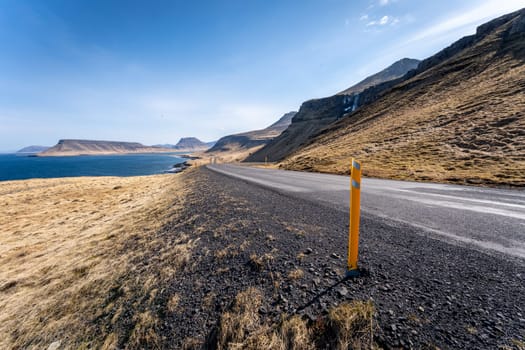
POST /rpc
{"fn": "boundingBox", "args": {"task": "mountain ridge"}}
[172,137,210,151]
[280,8,525,186]
[338,58,420,95]
[246,57,420,163]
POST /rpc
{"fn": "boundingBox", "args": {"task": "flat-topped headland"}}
[39,139,173,156]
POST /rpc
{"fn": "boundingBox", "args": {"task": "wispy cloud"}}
[379,0,391,6]
[366,15,400,27]
[406,0,525,44]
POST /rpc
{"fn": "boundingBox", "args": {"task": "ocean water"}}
[0,153,186,181]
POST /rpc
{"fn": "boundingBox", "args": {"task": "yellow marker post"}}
[347,158,362,277]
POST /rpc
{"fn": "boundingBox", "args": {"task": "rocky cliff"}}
[246,58,419,163]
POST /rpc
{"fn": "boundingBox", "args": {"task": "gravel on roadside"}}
[160,168,525,349]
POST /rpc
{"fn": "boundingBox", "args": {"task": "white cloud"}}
[379,0,399,6]
[360,14,369,21]
[406,0,525,44]
[366,15,400,27]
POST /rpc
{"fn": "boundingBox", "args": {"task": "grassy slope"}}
[281,15,525,186]
[0,174,192,348]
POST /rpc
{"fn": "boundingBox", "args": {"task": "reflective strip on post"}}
[348,158,362,273]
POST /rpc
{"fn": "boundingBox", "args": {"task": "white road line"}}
[369,211,525,259]
[389,188,525,209]
[379,193,525,220]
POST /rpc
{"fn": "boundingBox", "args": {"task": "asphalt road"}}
[207,164,525,260]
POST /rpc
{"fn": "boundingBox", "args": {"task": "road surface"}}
[208,164,525,259]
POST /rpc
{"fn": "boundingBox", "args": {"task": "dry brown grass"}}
[215,288,313,350]
[278,316,314,350]
[217,287,264,349]
[215,244,240,260]
[511,339,525,350]
[248,253,274,272]
[0,173,193,348]
[282,23,525,186]
[190,145,266,166]
[288,268,305,280]
[167,294,181,313]
[296,252,306,260]
[328,301,376,350]
[213,288,376,350]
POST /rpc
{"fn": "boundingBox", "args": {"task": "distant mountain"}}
[16,145,50,154]
[338,58,420,95]
[281,8,525,186]
[153,144,176,149]
[246,58,419,163]
[172,137,209,151]
[154,137,212,152]
[39,139,172,157]
[206,112,296,155]
[268,112,297,129]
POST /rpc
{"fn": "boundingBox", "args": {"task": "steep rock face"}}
[206,112,296,153]
[281,8,525,186]
[246,58,419,162]
[39,139,170,156]
[245,97,348,161]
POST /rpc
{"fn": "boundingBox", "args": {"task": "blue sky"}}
[1,0,524,151]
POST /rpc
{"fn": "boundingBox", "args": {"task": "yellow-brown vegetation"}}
[288,269,305,280]
[0,173,192,348]
[328,301,376,350]
[213,288,377,349]
[282,19,525,186]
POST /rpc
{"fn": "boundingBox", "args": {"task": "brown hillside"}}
[246,58,419,163]
[204,112,296,162]
[281,9,525,186]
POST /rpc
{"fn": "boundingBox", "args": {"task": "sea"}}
[0,153,186,181]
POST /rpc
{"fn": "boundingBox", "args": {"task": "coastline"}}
[0,153,188,181]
